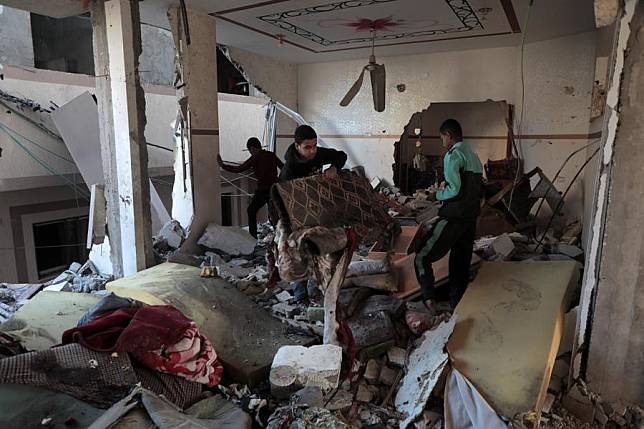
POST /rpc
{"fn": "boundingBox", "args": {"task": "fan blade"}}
[370,63,386,112]
[340,67,367,107]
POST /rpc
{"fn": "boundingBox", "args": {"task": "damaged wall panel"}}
[586,0,644,406]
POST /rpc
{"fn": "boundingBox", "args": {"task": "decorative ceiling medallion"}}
[258,0,483,47]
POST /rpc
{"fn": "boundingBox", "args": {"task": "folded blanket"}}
[63,305,223,386]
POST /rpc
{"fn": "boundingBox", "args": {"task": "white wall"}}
[298,31,598,221]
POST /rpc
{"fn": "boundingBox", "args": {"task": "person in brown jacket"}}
[217,137,283,238]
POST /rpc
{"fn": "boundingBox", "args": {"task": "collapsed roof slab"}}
[106,262,315,385]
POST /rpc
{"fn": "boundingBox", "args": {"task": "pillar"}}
[90,0,153,277]
[168,6,221,254]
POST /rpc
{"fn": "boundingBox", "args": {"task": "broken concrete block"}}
[562,385,595,423]
[307,306,325,323]
[293,386,325,408]
[356,383,374,403]
[364,359,380,384]
[347,310,396,349]
[543,393,556,414]
[270,345,342,398]
[273,302,299,318]
[396,317,457,429]
[275,290,292,303]
[556,243,583,258]
[156,220,185,249]
[378,365,398,386]
[491,234,515,260]
[324,389,353,412]
[197,224,256,256]
[387,346,406,367]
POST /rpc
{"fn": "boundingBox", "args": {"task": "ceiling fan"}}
[339,30,386,112]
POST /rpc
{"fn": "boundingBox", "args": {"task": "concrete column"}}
[586,1,644,406]
[168,6,221,254]
[90,0,153,276]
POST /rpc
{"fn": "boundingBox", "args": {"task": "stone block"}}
[364,359,380,384]
[356,383,374,403]
[379,365,398,386]
[157,220,185,249]
[270,345,342,398]
[273,302,299,318]
[307,306,325,323]
[387,346,406,367]
[562,385,595,423]
[198,224,256,256]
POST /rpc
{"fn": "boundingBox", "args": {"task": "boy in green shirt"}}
[415,119,483,309]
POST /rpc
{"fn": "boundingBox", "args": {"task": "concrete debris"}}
[324,389,353,411]
[293,386,325,408]
[543,393,556,414]
[154,219,185,249]
[272,302,300,318]
[475,233,516,260]
[378,365,398,386]
[356,383,374,403]
[387,346,406,367]
[47,260,112,293]
[396,317,457,429]
[306,306,325,323]
[198,223,257,256]
[364,359,381,384]
[275,290,293,303]
[555,243,584,258]
[562,384,595,423]
[267,406,348,429]
[270,344,343,398]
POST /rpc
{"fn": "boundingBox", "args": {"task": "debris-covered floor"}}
[2,175,641,429]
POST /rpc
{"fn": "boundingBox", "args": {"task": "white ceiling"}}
[144,0,596,63]
[1,0,597,64]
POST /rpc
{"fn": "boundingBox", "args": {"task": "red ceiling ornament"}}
[345,17,403,32]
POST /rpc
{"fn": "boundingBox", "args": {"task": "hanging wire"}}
[508,0,535,208]
[532,138,602,220]
[534,145,602,250]
[0,123,90,200]
[0,121,75,164]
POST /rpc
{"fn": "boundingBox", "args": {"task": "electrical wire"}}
[534,145,601,250]
[532,138,601,220]
[508,0,535,208]
[0,122,75,164]
[0,123,90,200]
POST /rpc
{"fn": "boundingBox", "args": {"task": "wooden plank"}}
[392,252,481,299]
[448,261,580,419]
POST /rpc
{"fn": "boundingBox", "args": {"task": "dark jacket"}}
[219,149,283,191]
[437,142,484,220]
[279,143,348,181]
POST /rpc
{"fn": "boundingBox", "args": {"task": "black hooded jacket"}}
[279,143,348,181]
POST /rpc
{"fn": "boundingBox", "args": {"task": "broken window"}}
[30,13,95,75]
[33,215,89,280]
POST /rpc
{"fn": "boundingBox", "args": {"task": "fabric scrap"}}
[444,367,507,429]
[63,305,224,386]
[0,343,137,408]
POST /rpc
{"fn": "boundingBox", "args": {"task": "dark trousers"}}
[414,218,477,308]
[247,189,270,238]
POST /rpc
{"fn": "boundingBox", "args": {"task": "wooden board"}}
[392,252,481,299]
[107,262,314,385]
[448,261,580,419]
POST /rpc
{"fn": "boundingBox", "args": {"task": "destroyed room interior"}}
[0,0,642,428]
